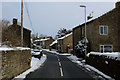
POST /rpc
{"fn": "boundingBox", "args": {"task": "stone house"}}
[34,37,54,49]
[57,32,73,53]
[2,18,31,48]
[49,40,58,50]
[73,2,120,55]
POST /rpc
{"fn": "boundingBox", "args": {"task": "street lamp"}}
[80,5,87,62]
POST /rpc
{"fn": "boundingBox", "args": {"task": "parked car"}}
[31,49,43,59]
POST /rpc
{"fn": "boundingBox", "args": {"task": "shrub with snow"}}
[75,38,90,58]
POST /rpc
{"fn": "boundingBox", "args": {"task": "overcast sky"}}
[1,1,117,38]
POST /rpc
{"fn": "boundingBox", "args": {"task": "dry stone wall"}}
[0,49,31,80]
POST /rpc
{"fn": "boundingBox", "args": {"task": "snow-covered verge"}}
[12,54,47,79]
[67,55,114,80]
[87,52,120,60]
[43,49,71,56]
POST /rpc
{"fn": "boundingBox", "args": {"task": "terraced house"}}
[57,32,73,53]
[34,36,53,49]
[73,2,120,55]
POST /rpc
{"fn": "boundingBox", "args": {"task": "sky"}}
[1,1,117,38]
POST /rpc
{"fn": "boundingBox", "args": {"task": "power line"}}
[24,2,35,34]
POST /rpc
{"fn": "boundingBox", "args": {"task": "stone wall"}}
[86,54,120,79]
[0,49,31,80]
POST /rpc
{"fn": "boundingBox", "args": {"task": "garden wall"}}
[86,54,120,79]
[0,48,31,80]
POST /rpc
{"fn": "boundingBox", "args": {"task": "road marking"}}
[59,62,61,66]
[57,56,60,61]
[56,56,63,76]
[60,67,64,76]
[58,58,60,61]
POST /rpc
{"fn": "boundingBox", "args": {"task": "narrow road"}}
[25,51,94,80]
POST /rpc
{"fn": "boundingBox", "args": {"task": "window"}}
[99,25,108,35]
[100,45,112,53]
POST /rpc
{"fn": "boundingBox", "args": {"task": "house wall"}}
[63,34,73,53]
[1,49,31,79]
[58,34,73,53]
[23,28,31,48]
[2,19,31,48]
[45,38,53,49]
[73,27,82,54]
[57,39,63,52]
[73,4,120,53]
[117,6,120,51]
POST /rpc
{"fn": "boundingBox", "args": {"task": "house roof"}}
[49,40,58,46]
[8,25,31,32]
[73,7,116,30]
[34,38,50,42]
[58,32,72,40]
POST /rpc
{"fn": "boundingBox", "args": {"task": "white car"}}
[31,49,40,56]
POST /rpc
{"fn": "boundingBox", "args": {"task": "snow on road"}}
[12,54,47,79]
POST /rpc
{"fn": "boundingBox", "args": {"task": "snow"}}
[58,32,72,40]
[34,38,50,42]
[15,47,30,50]
[43,49,71,56]
[87,52,120,60]
[59,53,71,56]
[49,40,57,46]
[12,54,47,79]
[0,47,14,51]
[0,46,30,51]
[44,49,60,55]
[67,55,114,80]
[105,61,108,64]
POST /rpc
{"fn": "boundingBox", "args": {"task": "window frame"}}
[99,25,108,35]
[100,45,113,53]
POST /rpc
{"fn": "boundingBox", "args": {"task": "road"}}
[25,51,94,80]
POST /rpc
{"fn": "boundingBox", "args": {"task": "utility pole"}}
[21,0,23,46]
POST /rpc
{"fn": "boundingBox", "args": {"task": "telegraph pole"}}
[21,0,23,46]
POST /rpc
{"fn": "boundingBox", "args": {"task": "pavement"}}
[25,51,94,80]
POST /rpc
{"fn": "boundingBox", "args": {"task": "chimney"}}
[13,18,17,25]
[116,2,120,8]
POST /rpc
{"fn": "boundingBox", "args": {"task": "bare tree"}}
[57,28,72,38]
[2,19,10,29]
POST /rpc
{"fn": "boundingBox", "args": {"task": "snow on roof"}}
[74,7,115,30]
[50,40,58,46]
[34,38,50,42]
[87,52,120,60]
[58,32,72,40]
